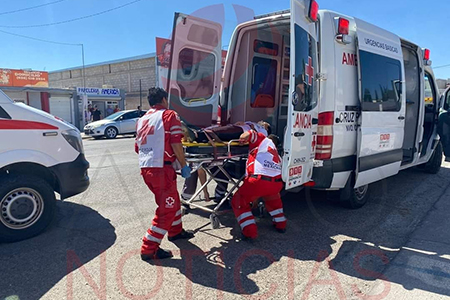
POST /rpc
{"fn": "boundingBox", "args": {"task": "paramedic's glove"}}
[181,166,192,179]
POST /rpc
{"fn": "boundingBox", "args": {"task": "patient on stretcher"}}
[182,121,271,143]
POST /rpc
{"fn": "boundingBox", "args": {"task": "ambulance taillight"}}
[335,17,352,45]
[315,111,334,160]
[338,18,349,35]
[308,0,319,22]
[423,48,432,66]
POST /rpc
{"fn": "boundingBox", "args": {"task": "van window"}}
[293,24,318,112]
[251,57,277,108]
[424,74,435,104]
[0,106,10,119]
[360,51,402,112]
[123,111,140,120]
[177,48,215,102]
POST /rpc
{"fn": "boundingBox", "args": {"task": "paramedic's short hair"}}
[148,87,168,106]
[268,134,280,147]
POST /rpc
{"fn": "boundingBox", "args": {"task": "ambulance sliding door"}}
[354,18,406,188]
[283,0,319,190]
[167,13,222,128]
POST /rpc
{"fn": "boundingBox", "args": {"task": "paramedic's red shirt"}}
[246,130,267,176]
[134,105,183,163]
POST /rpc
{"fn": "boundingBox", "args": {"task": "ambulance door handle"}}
[398,116,405,120]
[294,132,305,138]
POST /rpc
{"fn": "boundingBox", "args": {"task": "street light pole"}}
[80,43,87,127]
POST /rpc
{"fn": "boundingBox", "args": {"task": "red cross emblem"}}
[305,56,314,86]
[136,119,155,145]
[268,146,281,164]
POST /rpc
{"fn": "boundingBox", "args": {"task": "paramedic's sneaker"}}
[168,229,195,242]
[141,248,173,261]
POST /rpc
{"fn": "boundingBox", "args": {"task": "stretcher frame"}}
[181,140,247,229]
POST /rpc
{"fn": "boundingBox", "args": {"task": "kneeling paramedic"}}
[231,130,287,239]
[135,87,194,261]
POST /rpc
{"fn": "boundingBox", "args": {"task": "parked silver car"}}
[84,109,146,139]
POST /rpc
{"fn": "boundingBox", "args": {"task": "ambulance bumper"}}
[312,156,356,189]
[51,154,90,199]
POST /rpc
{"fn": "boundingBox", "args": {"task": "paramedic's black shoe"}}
[169,229,195,242]
[141,248,173,261]
[273,224,286,234]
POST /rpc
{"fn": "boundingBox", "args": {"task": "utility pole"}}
[80,43,87,127]
[139,79,142,108]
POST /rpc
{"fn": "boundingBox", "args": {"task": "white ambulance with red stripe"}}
[0,90,90,242]
[164,0,448,208]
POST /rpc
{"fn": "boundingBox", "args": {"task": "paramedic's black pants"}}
[195,125,244,143]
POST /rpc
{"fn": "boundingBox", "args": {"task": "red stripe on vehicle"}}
[0,120,58,130]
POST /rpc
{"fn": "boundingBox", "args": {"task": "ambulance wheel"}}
[0,175,56,243]
[339,174,369,209]
[422,142,443,174]
[105,127,118,139]
[210,214,221,229]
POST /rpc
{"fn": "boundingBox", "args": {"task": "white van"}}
[164,0,447,208]
[0,90,90,242]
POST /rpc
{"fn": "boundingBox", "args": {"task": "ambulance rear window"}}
[360,51,402,112]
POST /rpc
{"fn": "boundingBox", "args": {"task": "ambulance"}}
[0,90,90,242]
[164,0,447,208]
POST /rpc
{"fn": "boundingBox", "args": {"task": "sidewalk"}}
[368,163,450,299]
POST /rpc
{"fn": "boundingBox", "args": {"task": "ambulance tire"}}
[422,142,443,174]
[339,174,369,209]
[0,175,56,243]
[105,126,118,139]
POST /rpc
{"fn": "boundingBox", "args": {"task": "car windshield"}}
[105,111,125,120]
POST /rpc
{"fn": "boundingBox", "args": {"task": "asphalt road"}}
[2,136,450,300]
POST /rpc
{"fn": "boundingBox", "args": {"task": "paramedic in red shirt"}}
[135,87,194,261]
[231,130,287,240]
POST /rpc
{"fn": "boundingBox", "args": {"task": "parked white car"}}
[84,109,146,139]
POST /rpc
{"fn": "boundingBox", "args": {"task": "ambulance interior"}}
[401,43,437,164]
[224,19,291,144]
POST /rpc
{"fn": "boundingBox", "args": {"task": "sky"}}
[0,0,449,79]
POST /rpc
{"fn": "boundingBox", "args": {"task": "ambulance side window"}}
[293,25,318,112]
[424,73,435,105]
[360,51,402,112]
[0,106,10,119]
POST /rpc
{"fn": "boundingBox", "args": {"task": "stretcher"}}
[181,140,248,229]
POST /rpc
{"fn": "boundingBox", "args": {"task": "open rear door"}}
[354,18,406,188]
[167,13,222,128]
[283,0,319,190]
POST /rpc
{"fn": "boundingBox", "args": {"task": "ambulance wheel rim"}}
[0,188,44,230]
[106,128,117,138]
[354,185,368,201]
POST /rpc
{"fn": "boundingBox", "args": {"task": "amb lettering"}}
[294,113,312,129]
[342,52,358,66]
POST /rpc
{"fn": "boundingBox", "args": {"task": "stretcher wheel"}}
[210,214,221,229]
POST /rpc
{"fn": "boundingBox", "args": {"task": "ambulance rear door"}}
[354,18,406,188]
[283,0,319,190]
[167,13,222,128]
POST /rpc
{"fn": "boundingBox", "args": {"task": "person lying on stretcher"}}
[182,121,272,143]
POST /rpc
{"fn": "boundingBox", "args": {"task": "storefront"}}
[76,87,125,129]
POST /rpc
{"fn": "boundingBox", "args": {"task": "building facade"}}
[49,54,157,110]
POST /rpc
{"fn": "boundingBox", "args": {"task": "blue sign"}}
[77,87,121,97]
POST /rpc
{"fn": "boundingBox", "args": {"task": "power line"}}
[434,64,450,69]
[0,29,81,46]
[0,0,68,16]
[0,0,143,28]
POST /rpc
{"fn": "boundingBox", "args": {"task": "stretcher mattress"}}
[183,142,249,155]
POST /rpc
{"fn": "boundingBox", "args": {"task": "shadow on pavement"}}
[158,166,450,297]
[0,201,116,300]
